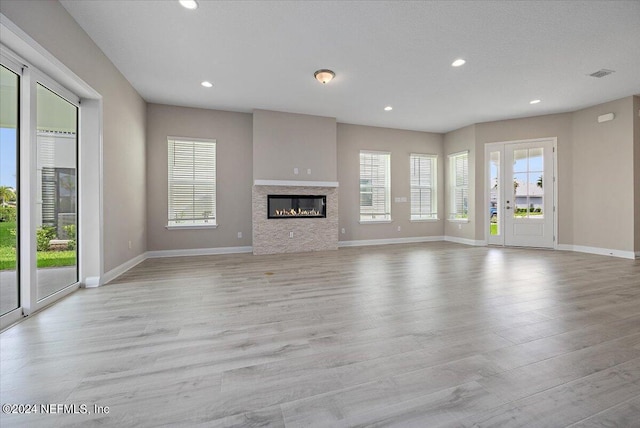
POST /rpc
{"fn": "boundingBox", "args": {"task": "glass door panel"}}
[36,83,78,300]
[489,150,500,237]
[513,148,544,219]
[0,65,19,316]
[504,140,554,248]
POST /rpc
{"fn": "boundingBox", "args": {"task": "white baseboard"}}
[146,246,253,258]
[557,244,636,260]
[444,236,487,246]
[83,276,101,288]
[338,236,444,248]
[101,253,147,285]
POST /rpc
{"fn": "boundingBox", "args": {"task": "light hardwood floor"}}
[1,242,639,427]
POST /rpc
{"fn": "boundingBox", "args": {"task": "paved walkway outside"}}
[0,267,77,315]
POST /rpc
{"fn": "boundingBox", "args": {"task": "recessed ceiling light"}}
[179,0,198,10]
[201,81,213,88]
[384,106,393,111]
[451,59,466,67]
[530,99,541,104]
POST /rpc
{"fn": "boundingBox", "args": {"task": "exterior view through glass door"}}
[0,64,20,317]
[36,83,78,300]
[487,139,555,248]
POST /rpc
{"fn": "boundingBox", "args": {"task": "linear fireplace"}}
[268,195,326,219]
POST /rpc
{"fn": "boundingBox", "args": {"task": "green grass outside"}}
[0,221,76,270]
[0,221,16,247]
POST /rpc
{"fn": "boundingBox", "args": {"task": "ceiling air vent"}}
[588,69,615,78]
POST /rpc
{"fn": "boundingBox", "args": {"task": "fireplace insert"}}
[268,195,326,219]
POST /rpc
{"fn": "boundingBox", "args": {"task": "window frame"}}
[167,137,217,229]
[410,153,438,221]
[359,150,391,223]
[448,151,469,222]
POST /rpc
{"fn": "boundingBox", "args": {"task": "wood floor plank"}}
[478,336,640,402]
[567,395,640,428]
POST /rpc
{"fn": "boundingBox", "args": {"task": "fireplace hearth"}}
[268,195,326,219]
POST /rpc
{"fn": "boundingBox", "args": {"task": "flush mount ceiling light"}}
[314,69,335,84]
[530,99,541,104]
[384,106,393,111]
[451,59,466,67]
[179,0,198,10]
[201,81,213,88]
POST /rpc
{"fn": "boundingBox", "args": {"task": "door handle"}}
[506,206,512,210]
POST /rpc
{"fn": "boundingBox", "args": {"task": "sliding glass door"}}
[1,50,81,327]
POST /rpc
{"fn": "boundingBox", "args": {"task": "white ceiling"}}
[60,0,640,133]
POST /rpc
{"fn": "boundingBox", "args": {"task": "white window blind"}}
[449,151,469,220]
[360,151,391,221]
[410,154,437,220]
[168,138,216,227]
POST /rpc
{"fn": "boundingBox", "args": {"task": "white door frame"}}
[484,138,558,248]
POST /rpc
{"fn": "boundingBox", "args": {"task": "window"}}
[360,151,391,222]
[449,151,469,220]
[41,166,76,230]
[410,154,437,220]
[168,138,216,227]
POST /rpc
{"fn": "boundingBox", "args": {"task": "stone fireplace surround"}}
[252,181,339,255]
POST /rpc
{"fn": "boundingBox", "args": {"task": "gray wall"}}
[571,97,635,252]
[1,0,147,272]
[635,96,640,254]
[147,98,637,253]
[146,104,253,251]
[253,109,337,181]
[337,123,444,242]
[445,97,637,253]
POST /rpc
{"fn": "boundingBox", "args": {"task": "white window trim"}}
[167,137,217,228]
[448,150,470,221]
[359,150,392,222]
[410,153,438,221]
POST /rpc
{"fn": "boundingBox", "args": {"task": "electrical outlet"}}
[128,240,132,249]
[341,228,345,234]
[458,223,462,230]
[307,168,311,175]
[294,168,299,175]
[237,232,242,239]
[289,231,294,238]
[397,226,401,232]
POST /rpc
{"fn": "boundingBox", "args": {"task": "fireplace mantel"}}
[254,179,339,187]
